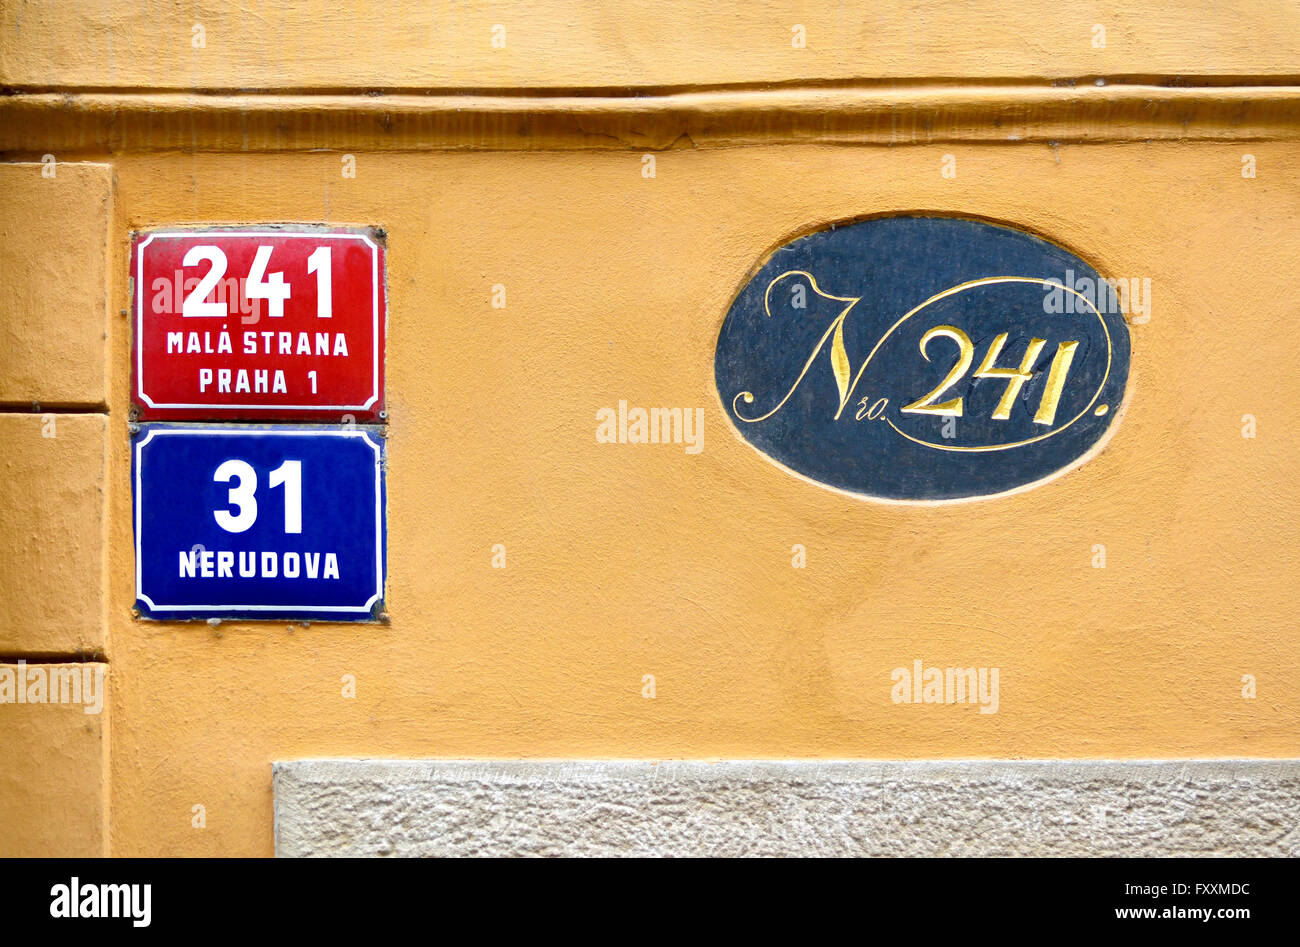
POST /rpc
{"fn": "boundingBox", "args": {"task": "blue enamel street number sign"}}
[133,425,386,621]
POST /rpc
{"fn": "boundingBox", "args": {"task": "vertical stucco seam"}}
[100,165,116,857]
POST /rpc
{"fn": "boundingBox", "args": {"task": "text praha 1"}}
[166,329,350,396]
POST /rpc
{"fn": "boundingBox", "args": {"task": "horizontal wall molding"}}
[5,1,1299,91]
[3,85,1299,153]
[274,759,1300,857]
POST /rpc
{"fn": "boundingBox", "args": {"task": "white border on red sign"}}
[134,427,385,615]
[135,231,381,412]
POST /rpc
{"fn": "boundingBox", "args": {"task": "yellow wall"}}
[6,1,1299,89]
[2,2,1298,857]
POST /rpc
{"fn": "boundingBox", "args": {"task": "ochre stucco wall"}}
[6,0,1299,89]
[1,2,1298,857]
[97,145,1296,856]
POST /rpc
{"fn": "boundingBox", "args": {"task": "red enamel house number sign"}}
[132,227,386,421]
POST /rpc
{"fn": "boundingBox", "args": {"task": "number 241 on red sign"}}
[131,227,386,422]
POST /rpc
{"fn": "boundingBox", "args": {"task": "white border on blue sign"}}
[135,231,381,411]
[134,426,384,614]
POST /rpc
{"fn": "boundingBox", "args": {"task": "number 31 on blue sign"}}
[133,425,386,621]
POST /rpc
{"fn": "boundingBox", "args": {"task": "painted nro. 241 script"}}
[713,215,1132,501]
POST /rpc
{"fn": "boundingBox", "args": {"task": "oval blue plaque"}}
[714,215,1131,501]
